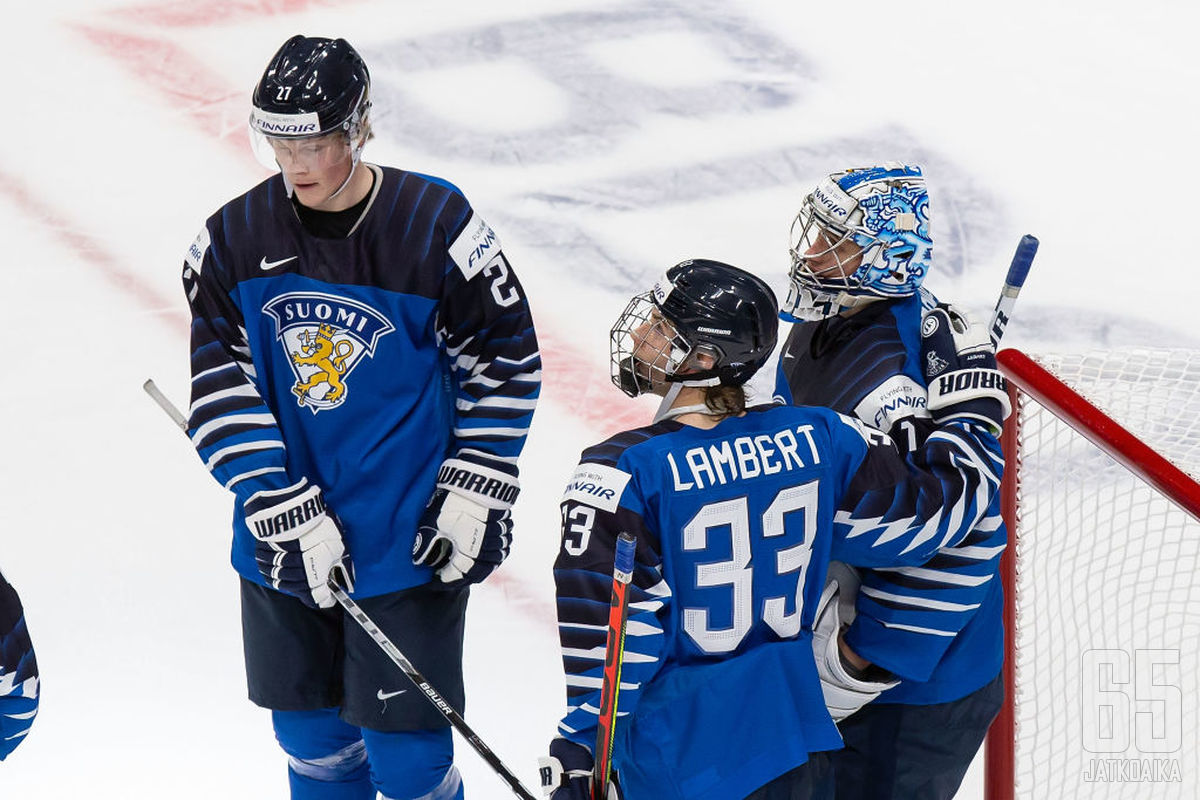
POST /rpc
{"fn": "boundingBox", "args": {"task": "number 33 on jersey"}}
[550,402,1003,787]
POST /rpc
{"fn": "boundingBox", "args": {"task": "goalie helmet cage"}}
[984,348,1200,800]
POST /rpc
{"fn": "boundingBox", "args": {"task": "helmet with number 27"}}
[782,163,933,322]
[248,36,372,179]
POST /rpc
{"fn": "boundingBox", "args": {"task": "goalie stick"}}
[593,532,637,800]
[988,234,1039,346]
[141,378,539,800]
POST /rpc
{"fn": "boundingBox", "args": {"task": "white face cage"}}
[788,207,868,290]
[782,204,878,322]
[610,293,695,397]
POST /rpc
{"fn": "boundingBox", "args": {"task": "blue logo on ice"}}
[263,292,395,413]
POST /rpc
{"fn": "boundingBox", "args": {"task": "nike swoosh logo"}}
[377,689,407,700]
[260,256,298,270]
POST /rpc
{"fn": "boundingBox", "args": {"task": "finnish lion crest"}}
[263,292,395,413]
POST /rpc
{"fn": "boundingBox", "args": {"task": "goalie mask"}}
[611,259,779,397]
[782,163,933,322]
[248,36,372,185]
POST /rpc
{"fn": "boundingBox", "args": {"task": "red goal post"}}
[985,348,1200,800]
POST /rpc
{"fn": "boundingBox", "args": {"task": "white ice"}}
[1,0,1198,797]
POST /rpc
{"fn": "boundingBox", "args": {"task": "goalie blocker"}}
[921,304,1011,433]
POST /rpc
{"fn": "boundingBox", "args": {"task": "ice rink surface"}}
[1,0,1197,796]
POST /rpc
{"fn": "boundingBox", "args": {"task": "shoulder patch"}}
[562,462,632,514]
[448,212,502,282]
[853,374,929,432]
[185,225,211,274]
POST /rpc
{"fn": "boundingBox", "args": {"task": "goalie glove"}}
[921,303,1011,434]
[412,458,518,585]
[245,481,349,609]
[812,577,898,722]
[538,738,621,800]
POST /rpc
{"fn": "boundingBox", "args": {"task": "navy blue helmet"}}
[611,259,779,396]
[250,36,370,139]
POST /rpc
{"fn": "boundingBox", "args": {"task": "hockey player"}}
[776,163,1007,799]
[0,569,38,760]
[539,259,1008,800]
[181,36,540,800]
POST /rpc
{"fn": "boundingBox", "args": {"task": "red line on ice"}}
[0,167,189,336]
[104,0,370,28]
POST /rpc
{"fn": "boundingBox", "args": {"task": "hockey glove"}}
[812,578,898,722]
[246,482,348,609]
[538,738,621,800]
[412,458,517,585]
[921,303,1011,434]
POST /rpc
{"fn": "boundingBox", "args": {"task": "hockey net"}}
[985,348,1200,800]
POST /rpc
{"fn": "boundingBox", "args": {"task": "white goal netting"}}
[1007,349,1200,799]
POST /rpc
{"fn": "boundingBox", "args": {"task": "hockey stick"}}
[988,234,1039,346]
[592,532,637,800]
[327,570,538,800]
[140,378,539,800]
[143,378,188,431]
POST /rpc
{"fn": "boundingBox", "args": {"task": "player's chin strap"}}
[781,283,884,323]
[322,152,364,204]
[653,383,724,423]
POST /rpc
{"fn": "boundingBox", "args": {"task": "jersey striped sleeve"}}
[553,457,667,750]
[830,416,1004,574]
[182,228,303,511]
[846,413,1008,681]
[846,500,1005,680]
[0,574,37,760]
[438,217,541,478]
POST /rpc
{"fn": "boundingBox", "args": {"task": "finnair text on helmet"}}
[256,120,320,136]
[813,185,851,221]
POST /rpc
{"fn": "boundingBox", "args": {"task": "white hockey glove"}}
[538,738,621,800]
[246,483,349,609]
[812,577,898,722]
[825,560,861,625]
[921,303,1011,434]
[412,458,517,585]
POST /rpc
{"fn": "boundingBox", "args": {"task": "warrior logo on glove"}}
[413,459,519,585]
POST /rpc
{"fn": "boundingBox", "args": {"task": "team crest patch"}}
[263,292,395,413]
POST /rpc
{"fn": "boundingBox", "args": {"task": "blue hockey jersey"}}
[183,166,541,597]
[775,290,1006,704]
[553,403,1004,800]
[0,570,38,759]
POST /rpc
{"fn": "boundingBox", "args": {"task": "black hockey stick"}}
[327,569,538,800]
[141,378,538,800]
[988,234,1039,346]
[593,532,637,800]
